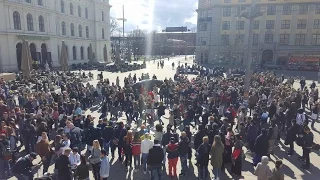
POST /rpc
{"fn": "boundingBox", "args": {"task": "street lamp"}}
[239,0,264,100]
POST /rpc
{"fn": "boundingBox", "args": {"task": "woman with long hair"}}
[210,135,224,180]
[123,130,133,170]
[131,132,141,172]
[88,140,101,180]
[231,134,243,177]
[35,132,52,175]
[197,136,211,180]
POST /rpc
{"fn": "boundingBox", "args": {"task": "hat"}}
[29,152,37,159]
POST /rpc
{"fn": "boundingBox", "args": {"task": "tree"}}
[110,17,120,35]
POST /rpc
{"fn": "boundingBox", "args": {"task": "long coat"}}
[210,144,224,169]
[197,143,211,166]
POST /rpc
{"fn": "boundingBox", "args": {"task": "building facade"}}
[196,0,320,69]
[0,0,111,72]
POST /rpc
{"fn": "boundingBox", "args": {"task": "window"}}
[237,5,247,16]
[266,20,275,29]
[208,10,213,17]
[78,6,81,17]
[198,37,206,45]
[38,0,43,6]
[26,0,31,3]
[279,34,289,45]
[282,5,291,15]
[264,34,273,43]
[13,11,21,30]
[238,0,246,2]
[70,3,73,15]
[102,28,105,39]
[316,5,320,14]
[80,47,84,59]
[38,15,45,32]
[235,34,244,44]
[267,5,276,15]
[86,26,89,38]
[221,35,229,45]
[314,20,320,29]
[72,46,76,60]
[236,21,244,30]
[297,19,307,29]
[87,47,90,59]
[61,0,65,13]
[222,21,230,30]
[61,21,66,35]
[208,0,212,5]
[253,20,259,29]
[312,34,320,45]
[224,0,231,3]
[253,34,259,45]
[85,8,88,19]
[102,11,104,21]
[79,25,82,37]
[27,14,34,31]
[299,5,308,15]
[295,34,305,45]
[281,20,290,29]
[223,7,231,17]
[70,23,74,36]
[199,23,207,31]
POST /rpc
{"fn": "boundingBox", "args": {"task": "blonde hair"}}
[212,135,223,148]
[202,136,209,143]
[92,140,101,149]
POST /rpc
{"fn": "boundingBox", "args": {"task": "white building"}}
[0,0,111,72]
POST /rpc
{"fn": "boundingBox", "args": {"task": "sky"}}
[109,0,198,33]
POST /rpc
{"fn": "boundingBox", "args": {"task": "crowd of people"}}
[0,62,318,180]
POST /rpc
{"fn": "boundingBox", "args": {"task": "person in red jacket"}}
[131,132,141,172]
[166,137,179,178]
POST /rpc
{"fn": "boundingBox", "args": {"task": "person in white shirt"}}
[100,149,110,180]
[69,147,81,171]
[141,133,154,174]
[61,133,71,154]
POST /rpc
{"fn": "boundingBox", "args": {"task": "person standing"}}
[123,130,133,171]
[11,153,38,180]
[131,132,142,172]
[35,132,52,175]
[69,147,81,176]
[231,134,243,177]
[166,137,179,178]
[141,133,153,174]
[55,148,73,180]
[178,132,189,176]
[75,155,90,180]
[299,126,314,169]
[197,136,211,180]
[210,135,224,180]
[100,149,110,180]
[253,129,269,166]
[88,140,102,180]
[254,156,272,180]
[270,160,284,180]
[147,140,164,180]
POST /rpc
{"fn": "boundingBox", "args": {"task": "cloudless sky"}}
[109,0,198,32]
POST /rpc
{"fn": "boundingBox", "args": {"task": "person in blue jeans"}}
[178,132,190,176]
[147,140,164,180]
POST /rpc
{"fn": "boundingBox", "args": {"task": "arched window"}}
[102,11,104,21]
[78,6,81,17]
[61,21,66,35]
[13,11,21,30]
[38,16,45,32]
[27,14,34,31]
[61,0,65,13]
[78,25,82,37]
[86,26,89,38]
[72,46,77,60]
[70,23,74,36]
[102,28,105,39]
[70,3,73,15]
[80,46,84,59]
[85,8,88,19]
[38,0,43,6]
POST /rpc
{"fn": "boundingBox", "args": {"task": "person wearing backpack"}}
[0,134,11,179]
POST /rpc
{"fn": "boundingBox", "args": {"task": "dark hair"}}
[275,159,283,168]
[101,149,107,155]
[155,124,163,132]
[154,139,159,144]
[72,147,79,152]
[80,155,87,164]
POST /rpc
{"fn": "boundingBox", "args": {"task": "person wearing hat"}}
[11,152,38,180]
[254,156,272,180]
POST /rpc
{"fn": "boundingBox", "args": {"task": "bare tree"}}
[110,17,120,35]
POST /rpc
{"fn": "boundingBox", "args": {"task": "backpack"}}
[0,141,11,160]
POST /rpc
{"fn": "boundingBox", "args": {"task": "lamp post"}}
[240,0,264,100]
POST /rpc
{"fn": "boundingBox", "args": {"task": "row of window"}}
[60,0,105,21]
[218,34,320,46]
[220,19,320,30]
[25,0,43,6]
[60,22,105,39]
[13,11,45,31]
[221,4,320,17]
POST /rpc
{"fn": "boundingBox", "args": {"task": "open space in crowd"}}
[1,56,320,180]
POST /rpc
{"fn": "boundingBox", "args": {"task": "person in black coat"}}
[253,129,269,166]
[55,148,72,180]
[157,102,166,125]
[194,125,207,151]
[111,122,127,160]
[285,120,298,155]
[196,136,211,180]
[101,121,114,154]
[84,123,98,152]
[11,153,38,180]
